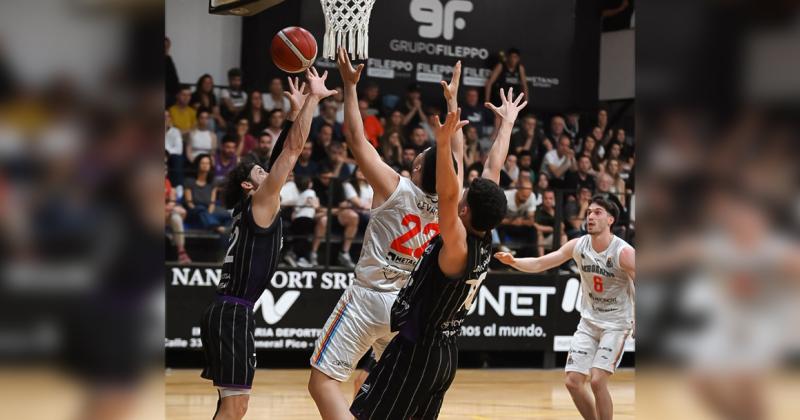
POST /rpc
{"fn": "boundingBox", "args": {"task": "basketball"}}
[270,26,317,73]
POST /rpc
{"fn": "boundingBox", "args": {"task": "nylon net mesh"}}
[319,0,376,59]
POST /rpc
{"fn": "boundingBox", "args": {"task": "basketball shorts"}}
[565,318,630,375]
[310,284,397,382]
[200,296,257,389]
[350,335,458,420]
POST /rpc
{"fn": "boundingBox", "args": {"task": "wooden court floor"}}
[166,368,634,419]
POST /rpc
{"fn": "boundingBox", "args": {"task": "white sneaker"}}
[338,252,355,269]
[297,257,312,268]
[283,250,298,268]
[309,252,318,266]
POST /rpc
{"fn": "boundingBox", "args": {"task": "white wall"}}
[165,0,242,86]
[599,29,635,100]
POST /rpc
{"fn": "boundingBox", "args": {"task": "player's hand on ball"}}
[305,67,337,99]
[494,251,515,266]
[336,47,364,85]
[433,108,469,145]
[284,76,308,117]
[439,60,461,102]
[485,87,527,123]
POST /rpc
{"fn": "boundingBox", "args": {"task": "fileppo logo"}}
[254,290,301,324]
[410,0,474,40]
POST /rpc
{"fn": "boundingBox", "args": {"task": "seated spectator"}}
[604,158,627,207]
[311,98,344,141]
[233,118,258,157]
[378,131,404,170]
[326,141,353,180]
[263,77,290,112]
[616,128,635,171]
[165,111,184,191]
[384,110,406,135]
[533,172,549,209]
[420,106,441,142]
[295,142,320,178]
[498,177,538,256]
[502,154,520,186]
[361,81,384,117]
[564,155,597,195]
[358,99,384,147]
[600,141,624,170]
[168,87,196,134]
[466,168,480,186]
[534,189,568,256]
[214,136,239,184]
[245,132,272,169]
[596,172,627,223]
[238,91,268,136]
[186,109,217,163]
[184,154,230,233]
[264,109,285,141]
[463,125,481,167]
[401,147,417,172]
[165,162,190,264]
[517,154,535,184]
[565,112,581,139]
[549,115,567,142]
[331,87,345,123]
[399,84,427,135]
[191,74,226,132]
[596,109,613,144]
[461,87,491,137]
[540,134,577,188]
[579,135,604,170]
[283,175,318,268]
[407,126,430,154]
[311,166,359,268]
[565,186,592,238]
[343,168,373,232]
[220,68,248,123]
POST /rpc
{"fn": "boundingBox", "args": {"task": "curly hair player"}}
[350,88,527,419]
[495,196,635,420]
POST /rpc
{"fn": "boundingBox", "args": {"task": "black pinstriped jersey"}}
[218,196,282,303]
[390,232,492,343]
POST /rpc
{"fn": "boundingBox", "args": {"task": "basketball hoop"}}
[320,0,376,60]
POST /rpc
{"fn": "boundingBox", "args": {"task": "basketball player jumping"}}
[200,69,336,420]
[350,88,526,419]
[307,48,467,419]
[495,197,635,420]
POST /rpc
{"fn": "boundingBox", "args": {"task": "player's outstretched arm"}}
[620,246,635,281]
[482,87,527,183]
[494,238,578,273]
[440,61,465,188]
[433,109,470,279]
[252,68,335,224]
[336,47,399,206]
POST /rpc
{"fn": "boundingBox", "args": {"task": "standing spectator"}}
[540,135,577,187]
[498,177,538,256]
[284,175,319,268]
[165,160,191,264]
[263,77,290,112]
[565,112,581,139]
[485,48,530,105]
[238,90,268,136]
[311,166,359,268]
[398,84,426,133]
[232,118,257,157]
[294,142,320,178]
[213,136,239,184]
[549,115,567,142]
[184,154,228,234]
[604,158,627,207]
[165,111,184,190]
[165,37,180,108]
[220,68,248,123]
[461,87,490,137]
[378,131,404,170]
[264,109,285,141]
[534,189,567,256]
[245,133,272,168]
[358,99,383,147]
[168,87,196,134]
[186,109,217,164]
[502,154,520,185]
[407,126,430,154]
[191,74,226,131]
[311,98,344,142]
[564,155,597,194]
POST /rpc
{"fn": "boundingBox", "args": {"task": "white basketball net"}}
[320,0,376,60]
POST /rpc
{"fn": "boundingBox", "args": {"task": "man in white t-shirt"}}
[497,176,538,256]
[541,134,577,187]
[220,68,248,123]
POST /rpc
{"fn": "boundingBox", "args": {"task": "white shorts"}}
[565,318,630,375]
[310,284,397,382]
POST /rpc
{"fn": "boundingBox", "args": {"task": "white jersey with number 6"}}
[355,176,439,293]
[572,234,634,330]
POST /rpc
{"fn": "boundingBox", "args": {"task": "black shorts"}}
[356,348,377,372]
[350,335,458,420]
[200,296,257,389]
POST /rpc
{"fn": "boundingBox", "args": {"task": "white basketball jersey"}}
[572,234,634,329]
[354,177,439,292]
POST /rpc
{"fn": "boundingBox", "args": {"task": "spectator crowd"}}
[165,40,635,267]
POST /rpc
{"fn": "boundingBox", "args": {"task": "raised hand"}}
[493,251,516,266]
[305,67,338,99]
[432,108,469,146]
[485,87,527,124]
[439,60,461,103]
[283,76,308,119]
[336,47,364,86]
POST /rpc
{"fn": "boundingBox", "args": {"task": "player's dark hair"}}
[420,145,458,195]
[223,160,257,209]
[591,195,619,226]
[466,178,507,232]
